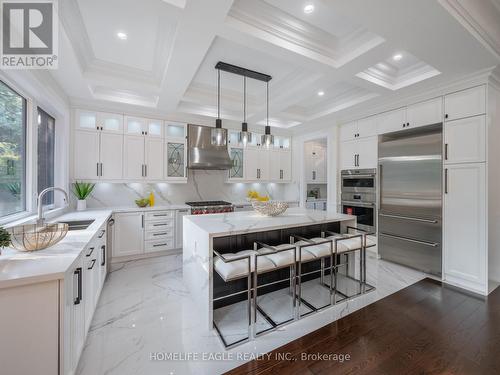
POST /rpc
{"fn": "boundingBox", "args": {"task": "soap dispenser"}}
[149,191,155,207]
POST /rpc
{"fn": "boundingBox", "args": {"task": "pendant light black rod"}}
[217,69,220,119]
[215,61,272,82]
[266,81,269,127]
[243,76,246,122]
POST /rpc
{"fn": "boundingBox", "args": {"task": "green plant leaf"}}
[73,181,95,200]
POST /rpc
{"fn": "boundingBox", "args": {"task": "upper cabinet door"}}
[125,116,147,136]
[376,108,406,134]
[444,115,486,164]
[279,150,292,181]
[145,138,164,179]
[444,85,486,121]
[97,112,123,133]
[74,130,99,179]
[244,148,259,180]
[146,119,163,138]
[76,110,98,131]
[165,122,186,140]
[269,149,281,181]
[99,134,123,180]
[357,115,378,138]
[165,141,186,179]
[406,97,443,128]
[123,136,145,180]
[229,148,244,180]
[339,121,358,142]
[356,136,378,169]
[340,139,357,170]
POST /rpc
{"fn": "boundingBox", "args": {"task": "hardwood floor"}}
[225,278,500,375]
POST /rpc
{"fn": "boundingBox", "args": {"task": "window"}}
[0,81,26,218]
[37,108,55,205]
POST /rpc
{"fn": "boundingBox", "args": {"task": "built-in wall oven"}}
[341,169,376,233]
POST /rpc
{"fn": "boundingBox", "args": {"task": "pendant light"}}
[261,81,274,148]
[211,69,227,146]
[238,76,252,146]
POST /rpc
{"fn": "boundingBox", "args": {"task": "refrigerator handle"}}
[378,164,383,204]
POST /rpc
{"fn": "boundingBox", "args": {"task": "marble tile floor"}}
[76,251,427,375]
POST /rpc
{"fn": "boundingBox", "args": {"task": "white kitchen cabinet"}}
[376,108,406,134]
[339,117,377,142]
[339,136,377,170]
[113,212,144,257]
[165,141,187,180]
[124,135,146,180]
[305,141,326,182]
[279,150,292,181]
[356,136,378,169]
[444,115,486,164]
[340,139,357,170]
[74,130,123,180]
[125,116,164,137]
[0,281,60,375]
[67,255,85,373]
[269,149,292,182]
[75,110,124,134]
[406,97,443,128]
[443,163,486,294]
[444,85,486,121]
[100,133,124,179]
[228,147,245,180]
[84,246,98,333]
[74,130,100,179]
[357,116,378,138]
[339,121,358,142]
[145,138,164,179]
[245,147,268,180]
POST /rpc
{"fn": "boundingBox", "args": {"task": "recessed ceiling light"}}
[317,91,324,96]
[304,4,314,13]
[392,53,403,61]
[116,32,128,40]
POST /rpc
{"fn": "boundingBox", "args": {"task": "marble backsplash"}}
[82,170,300,208]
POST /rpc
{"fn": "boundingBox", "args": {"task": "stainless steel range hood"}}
[187,124,232,170]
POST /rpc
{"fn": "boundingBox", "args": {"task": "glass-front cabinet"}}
[164,122,187,181]
[229,148,244,180]
[75,110,124,133]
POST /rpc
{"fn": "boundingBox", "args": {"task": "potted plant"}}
[0,226,11,255]
[73,181,95,211]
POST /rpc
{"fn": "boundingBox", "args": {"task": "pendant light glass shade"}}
[238,77,252,146]
[211,69,227,146]
[261,82,274,148]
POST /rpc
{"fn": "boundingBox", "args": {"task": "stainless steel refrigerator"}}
[378,124,442,276]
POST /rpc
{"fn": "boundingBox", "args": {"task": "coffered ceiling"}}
[50,0,500,132]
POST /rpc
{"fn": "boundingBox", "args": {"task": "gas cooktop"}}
[185,201,234,215]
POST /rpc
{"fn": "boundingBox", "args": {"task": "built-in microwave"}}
[341,168,376,194]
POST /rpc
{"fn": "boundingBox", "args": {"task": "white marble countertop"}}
[231,200,300,207]
[184,207,355,237]
[0,210,112,289]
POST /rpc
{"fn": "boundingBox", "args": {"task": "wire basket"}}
[8,223,69,251]
[251,201,288,216]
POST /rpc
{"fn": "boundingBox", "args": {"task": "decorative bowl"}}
[135,198,150,208]
[251,200,288,216]
[7,223,69,251]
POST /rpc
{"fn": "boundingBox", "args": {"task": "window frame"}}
[0,80,28,222]
[37,107,56,210]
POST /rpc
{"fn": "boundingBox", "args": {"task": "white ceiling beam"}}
[157,0,234,112]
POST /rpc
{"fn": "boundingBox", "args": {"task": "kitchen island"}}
[183,208,359,346]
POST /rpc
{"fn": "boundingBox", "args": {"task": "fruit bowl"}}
[7,223,69,251]
[251,200,288,216]
[135,198,150,208]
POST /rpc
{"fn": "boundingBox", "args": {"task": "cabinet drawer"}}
[145,220,174,231]
[145,229,174,241]
[144,238,175,253]
[145,211,174,220]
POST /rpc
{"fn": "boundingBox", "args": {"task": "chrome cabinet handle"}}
[153,243,167,247]
[97,163,99,177]
[379,232,439,247]
[444,143,448,161]
[379,213,438,224]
